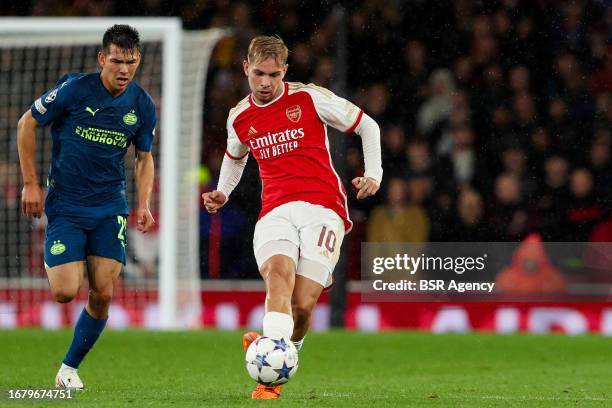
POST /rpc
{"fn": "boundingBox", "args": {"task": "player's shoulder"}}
[287,82,335,99]
[52,72,89,96]
[129,82,156,107]
[227,95,251,123]
[56,72,87,86]
[124,82,156,120]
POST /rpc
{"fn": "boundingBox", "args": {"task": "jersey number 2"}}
[117,215,127,241]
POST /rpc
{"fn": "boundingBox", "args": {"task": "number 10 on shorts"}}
[317,226,337,253]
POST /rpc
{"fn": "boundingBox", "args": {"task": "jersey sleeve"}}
[303,84,364,133]
[30,77,75,127]
[226,116,249,160]
[134,94,157,152]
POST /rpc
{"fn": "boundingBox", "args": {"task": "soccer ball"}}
[245,336,299,385]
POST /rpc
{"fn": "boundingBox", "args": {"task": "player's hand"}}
[202,190,227,214]
[352,176,380,199]
[136,207,155,233]
[21,183,44,219]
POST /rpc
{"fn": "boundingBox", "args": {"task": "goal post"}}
[0,18,227,329]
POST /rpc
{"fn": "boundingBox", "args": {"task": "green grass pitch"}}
[2,329,611,407]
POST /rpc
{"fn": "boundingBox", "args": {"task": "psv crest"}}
[286,105,302,123]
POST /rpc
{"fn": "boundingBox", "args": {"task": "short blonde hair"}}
[247,36,288,66]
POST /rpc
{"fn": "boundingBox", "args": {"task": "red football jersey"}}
[226,82,364,233]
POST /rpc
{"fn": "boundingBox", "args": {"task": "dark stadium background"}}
[1,0,611,326]
[1,3,612,406]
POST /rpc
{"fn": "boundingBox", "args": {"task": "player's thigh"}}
[46,261,86,298]
[86,255,122,294]
[45,211,88,267]
[253,204,300,270]
[297,204,345,287]
[86,214,128,267]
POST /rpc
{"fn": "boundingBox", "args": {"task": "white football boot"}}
[55,363,84,389]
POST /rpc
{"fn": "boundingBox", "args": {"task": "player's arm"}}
[305,84,383,198]
[351,113,383,199]
[18,76,75,218]
[202,123,249,214]
[17,110,44,218]
[134,149,155,233]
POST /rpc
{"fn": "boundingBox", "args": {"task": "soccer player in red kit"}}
[202,36,382,399]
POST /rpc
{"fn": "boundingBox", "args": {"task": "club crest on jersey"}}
[123,111,138,125]
[45,89,58,103]
[286,105,302,123]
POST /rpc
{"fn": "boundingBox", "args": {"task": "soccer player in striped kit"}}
[202,36,382,399]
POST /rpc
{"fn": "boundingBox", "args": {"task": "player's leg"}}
[57,214,126,388]
[253,205,300,341]
[291,270,324,349]
[257,248,297,340]
[46,262,85,303]
[44,212,89,389]
[249,205,300,399]
[291,202,345,351]
[85,256,122,319]
[44,209,87,303]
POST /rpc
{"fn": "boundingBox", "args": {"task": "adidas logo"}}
[248,126,257,137]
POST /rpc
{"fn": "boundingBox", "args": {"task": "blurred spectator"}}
[547,97,579,154]
[512,91,539,137]
[381,125,407,179]
[405,139,433,178]
[496,233,567,294]
[563,167,605,241]
[444,187,491,242]
[593,92,612,131]
[499,145,537,199]
[288,42,314,83]
[590,47,612,95]
[360,83,391,124]
[537,155,571,241]
[366,177,429,243]
[436,124,488,194]
[508,65,532,95]
[489,172,531,241]
[393,40,430,127]
[417,69,455,138]
[310,56,335,89]
[587,131,612,203]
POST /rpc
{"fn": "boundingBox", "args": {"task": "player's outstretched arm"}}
[17,110,44,218]
[134,150,156,233]
[201,151,248,214]
[353,113,383,199]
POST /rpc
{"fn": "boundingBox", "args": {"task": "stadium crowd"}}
[1,0,610,282]
[198,0,612,280]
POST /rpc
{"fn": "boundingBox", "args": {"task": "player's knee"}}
[89,289,113,307]
[52,288,77,303]
[261,258,294,286]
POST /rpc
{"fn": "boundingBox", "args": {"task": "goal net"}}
[0,18,226,329]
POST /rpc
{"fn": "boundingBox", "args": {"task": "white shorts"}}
[253,201,345,287]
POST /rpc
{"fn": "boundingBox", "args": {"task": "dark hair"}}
[102,24,141,54]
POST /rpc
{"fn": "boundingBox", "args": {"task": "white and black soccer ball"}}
[245,336,299,386]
